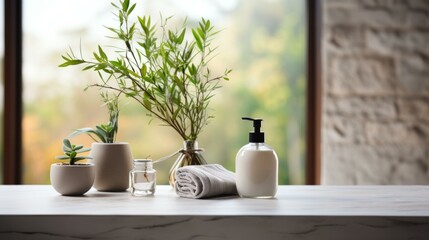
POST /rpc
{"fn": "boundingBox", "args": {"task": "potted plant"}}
[50,139,95,196]
[69,92,133,192]
[60,0,231,186]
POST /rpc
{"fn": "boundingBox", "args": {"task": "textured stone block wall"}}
[322,0,429,184]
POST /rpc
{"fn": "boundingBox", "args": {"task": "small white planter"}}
[90,142,133,192]
[50,163,95,196]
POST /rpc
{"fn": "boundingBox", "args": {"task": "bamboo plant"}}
[60,0,231,141]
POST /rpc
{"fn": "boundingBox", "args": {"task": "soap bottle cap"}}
[242,117,265,143]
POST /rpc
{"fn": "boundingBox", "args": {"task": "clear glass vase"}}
[169,140,207,187]
[129,159,156,196]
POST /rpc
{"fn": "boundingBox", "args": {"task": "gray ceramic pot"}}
[90,142,133,192]
[50,163,95,196]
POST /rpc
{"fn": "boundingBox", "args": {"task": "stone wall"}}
[322,0,429,184]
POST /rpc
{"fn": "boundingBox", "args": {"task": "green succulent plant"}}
[55,139,92,165]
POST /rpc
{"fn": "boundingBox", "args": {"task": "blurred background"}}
[2,0,426,185]
[2,0,307,185]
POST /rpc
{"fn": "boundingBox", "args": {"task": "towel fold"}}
[174,164,237,199]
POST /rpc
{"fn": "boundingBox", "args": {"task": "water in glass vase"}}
[129,159,156,196]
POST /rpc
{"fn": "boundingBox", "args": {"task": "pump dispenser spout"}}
[242,117,265,143]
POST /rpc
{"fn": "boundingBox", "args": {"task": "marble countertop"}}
[1,185,429,217]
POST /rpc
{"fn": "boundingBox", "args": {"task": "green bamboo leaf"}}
[189,76,197,85]
[61,55,70,61]
[140,64,147,77]
[122,0,130,12]
[94,63,108,71]
[165,55,174,67]
[143,93,152,111]
[93,52,102,62]
[192,64,197,75]
[105,26,121,35]
[177,29,186,44]
[138,16,150,36]
[58,59,85,67]
[192,29,203,51]
[142,76,153,84]
[197,28,205,39]
[147,15,152,28]
[129,70,140,78]
[98,45,107,60]
[168,30,176,43]
[129,23,136,39]
[199,21,205,31]
[118,10,124,26]
[127,3,136,15]
[109,60,122,69]
[205,19,211,30]
[160,44,166,57]
[82,65,93,71]
[185,47,193,60]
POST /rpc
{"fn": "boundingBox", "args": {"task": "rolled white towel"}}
[174,164,237,199]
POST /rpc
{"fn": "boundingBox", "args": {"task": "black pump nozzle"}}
[242,117,265,143]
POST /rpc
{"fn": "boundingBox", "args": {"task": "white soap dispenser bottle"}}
[236,117,278,198]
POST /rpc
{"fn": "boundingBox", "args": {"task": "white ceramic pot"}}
[50,163,95,196]
[90,142,133,192]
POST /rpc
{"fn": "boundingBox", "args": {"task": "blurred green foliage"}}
[200,0,306,184]
[21,0,306,185]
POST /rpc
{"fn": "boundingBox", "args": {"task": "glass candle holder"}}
[129,159,156,196]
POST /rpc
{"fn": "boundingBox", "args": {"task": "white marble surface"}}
[1,185,429,240]
[1,185,429,216]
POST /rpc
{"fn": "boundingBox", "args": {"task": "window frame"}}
[3,0,23,184]
[306,0,322,185]
[2,0,322,184]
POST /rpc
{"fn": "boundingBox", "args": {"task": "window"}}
[4,0,313,185]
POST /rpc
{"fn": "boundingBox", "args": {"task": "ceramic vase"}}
[90,142,133,191]
[50,163,95,196]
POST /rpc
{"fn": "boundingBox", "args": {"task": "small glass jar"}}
[129,159,156,196]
